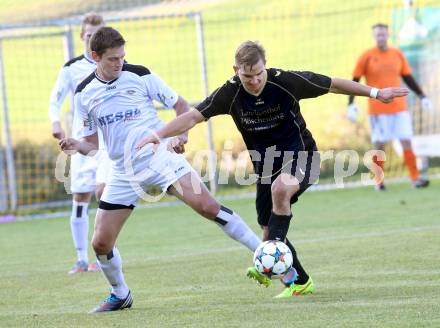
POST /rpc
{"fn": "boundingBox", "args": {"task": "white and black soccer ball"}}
[253,240,293,278]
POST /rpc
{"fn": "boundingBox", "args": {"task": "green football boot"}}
[246,267,272,287]
[274,277,315,298]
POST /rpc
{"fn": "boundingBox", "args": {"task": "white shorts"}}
[100,145,192,207]
[70,149,112,193]
[369,111,413,143]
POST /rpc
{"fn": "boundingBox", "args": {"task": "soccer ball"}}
[253,240,293,278]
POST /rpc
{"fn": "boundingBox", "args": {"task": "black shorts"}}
[99,200,135,210]
[256,151,320,226]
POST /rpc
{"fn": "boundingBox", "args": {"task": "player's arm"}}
[136,110,205,150]
[347,77,361,105]
[48,67,71,140]
[397,48,432,111]
[402,74,432,112]
[143,70,196,153]
[160,109,205,138]
[330,78,409,103]
[59,133,99,156]
[402,75,424,96]
[60,91,99,155]
[170,96,191,153]
[137,78,232,150]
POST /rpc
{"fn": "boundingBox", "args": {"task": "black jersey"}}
[196,68,331,176]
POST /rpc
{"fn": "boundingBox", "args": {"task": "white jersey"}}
[48,53,96,139]
[75,64,178,172]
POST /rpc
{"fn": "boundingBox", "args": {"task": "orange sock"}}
[372,154,385,185]
[403,149,419,181]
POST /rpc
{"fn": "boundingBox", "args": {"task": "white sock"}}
[97,247,129,299]
[215,206,261,252]
[70,201,89,263]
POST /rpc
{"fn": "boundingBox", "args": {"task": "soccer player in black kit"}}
[136,41,409,298]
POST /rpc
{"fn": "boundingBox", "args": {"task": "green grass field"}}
[1,180,439,327]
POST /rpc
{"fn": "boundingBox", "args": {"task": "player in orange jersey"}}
[347,23,431,190]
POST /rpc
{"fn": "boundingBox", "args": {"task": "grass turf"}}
[1,180,439,327]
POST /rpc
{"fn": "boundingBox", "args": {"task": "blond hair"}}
[81,12,104,33]
[235,40,266,68]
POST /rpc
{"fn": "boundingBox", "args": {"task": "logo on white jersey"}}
[98,108,141,126]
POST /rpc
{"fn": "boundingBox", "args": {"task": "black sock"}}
[267,211,292,241]
[285,238,309,285]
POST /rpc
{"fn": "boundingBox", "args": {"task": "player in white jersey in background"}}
[60,27,261,313]
[49,13,111,274]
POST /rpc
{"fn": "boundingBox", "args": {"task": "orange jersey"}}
[353,47,411,115]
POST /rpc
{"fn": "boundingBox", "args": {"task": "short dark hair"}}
[90,27,125,56]
[372,23,388,30]
[235,40,266,68]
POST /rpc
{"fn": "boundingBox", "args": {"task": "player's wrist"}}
[369,87,379,99]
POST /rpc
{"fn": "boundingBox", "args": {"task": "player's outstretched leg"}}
[214,205,261,252]
[169,172,261,252]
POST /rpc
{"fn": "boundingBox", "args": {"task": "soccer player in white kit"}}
[49,13,111,274]
[60,27,261,313]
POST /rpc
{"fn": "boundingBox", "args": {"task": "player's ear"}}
[91,51,100,62]
[233,65,239,75]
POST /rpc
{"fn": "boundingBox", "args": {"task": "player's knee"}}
[92,235,112,254]
[73,192,92,203]
[271,182,290,203]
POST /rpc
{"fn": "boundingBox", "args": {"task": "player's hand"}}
[346,104,359,123]
[136,134,160,150]
[59,137,80,154]
[420,97,433,113]
[377,87,409,103]
[167,135,187,154]
[52,121,66,140]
